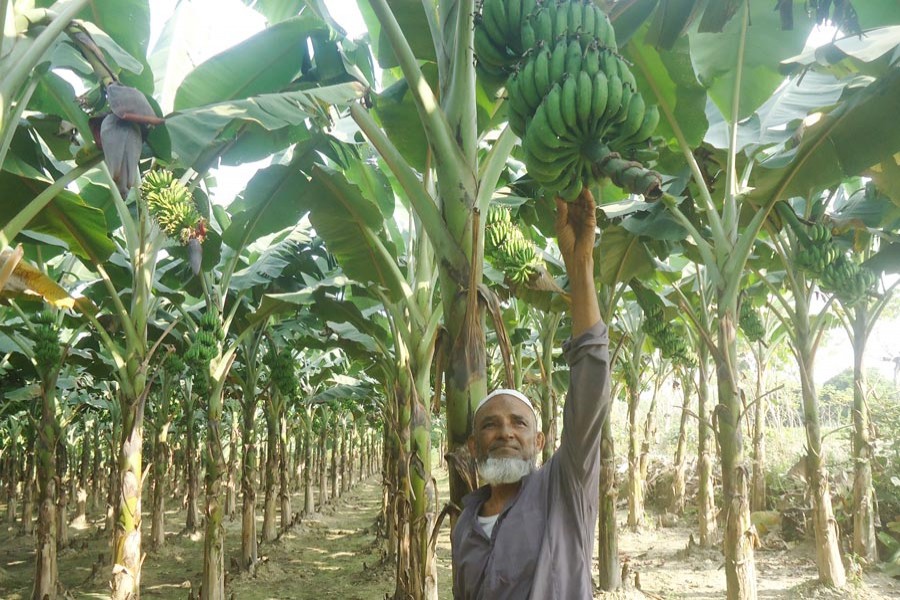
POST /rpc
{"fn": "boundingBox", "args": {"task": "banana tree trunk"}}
[240,390,259,569]
[75,426,90,524]
[303,421,313,517]
[56,441,68,550]
[317,423,327,509]
[639,378,660,484]
[750,342,767,512]
[278,416,291,532]
[597,418,621,591]
[201,380,227,600]
[6,445,17,523]
[33,379,59,600]
[670,373,691,515]
[185,403,200,533]
[697,344,717,546]
[110,399,144,600]
[225,410,238,519]
[796,309,845,587]
[851,304,877,561]
[340,423,348,495]
[330,414,339,501]
[262,406,278,541]
[626,384,643,529]
[714,309,756,600]
[22,433,35,535]
[90,423,102,512]
[409,399,437,600]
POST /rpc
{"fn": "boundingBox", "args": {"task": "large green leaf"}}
[596,224,656,286]
[705,71,849,151]
[625,28,708,148]
[165,82,364,167]
[781,25,900,78]
[222,163,311,251]
[80,0,153,93]
[229,231,311,291]
[748,70,900,205]
[690,2,811,120]
[357,0,436,68]
[305,165,404,302]
[0,172,114,262]
[241,0,304,23]
[173,15,322,110]
[372,64,438,172]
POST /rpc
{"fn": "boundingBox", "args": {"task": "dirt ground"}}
[1,468,898,599]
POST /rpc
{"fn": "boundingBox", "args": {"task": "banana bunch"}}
[265,351,297,397]
[31,311,60,376]
[474,0,663,200]
[738,301,765,344]
[164,352,185,377]
[142,170,204,245]
[184,310,222,393]
[633,287,692,365]
[776,202,876,306]
[484,206,544,284]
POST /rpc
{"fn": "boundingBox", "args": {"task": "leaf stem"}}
[475,127,516,215]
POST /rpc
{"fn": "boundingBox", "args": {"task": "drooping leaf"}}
[222,163,310,251]
[79,0,153,93]
[0,172,115,262]
[596,224,657,286]
[781,25,900,78]
[0,249,77,309]
[241,0,304,24]
[748,70,900,205]
[690,2,811,120]
[305,165,404,302]
[165,82,364,168]
[173,14,323,110]
[625,27,708,148]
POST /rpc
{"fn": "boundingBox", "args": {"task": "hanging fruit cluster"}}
[485,206,544,284]
[184,310,223,394]
[265,350,297,398]
[631,283,692,366]
[474,0,662,200]
[163,351,185,377]
[775,202,877,306]
[31,311,60,378]
[739,300,766,344]
[141,170,206,246]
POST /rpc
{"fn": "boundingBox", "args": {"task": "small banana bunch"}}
[31,311,61,377]
[163,351,186,377]
[185,310,223,392]
[632,284,692,365]
[474,0,662,200]
[738,301,765,344]
[485,206,544,284]
[776,202,877,306]
[142,170,205,246]
[265,350,297,398]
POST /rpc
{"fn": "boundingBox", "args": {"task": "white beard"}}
[477,456,535,485]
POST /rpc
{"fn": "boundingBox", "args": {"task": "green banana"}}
[481,0,508,49]
[561,75,579,131]
[589,71,609,134]
[543,82,569,137]
[616,103,658,147]
[617,94,646,140]
[533,43,551,96]
[549,39,568,82]
[566,0,582,35]
[474,26,511,69]
[583,40,601,77]
[564,39,582,76]
[581,1,596,41]
[601,73,623,126]
[533,7,552,45]
[519,58,541,111]
[576,70,593,132]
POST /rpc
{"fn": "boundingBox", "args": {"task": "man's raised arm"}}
[555,189,610,482]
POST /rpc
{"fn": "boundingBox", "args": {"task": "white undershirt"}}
[477,513,499,538]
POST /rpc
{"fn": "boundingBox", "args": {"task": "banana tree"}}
[616,2,900,595]
[827,182,900,562]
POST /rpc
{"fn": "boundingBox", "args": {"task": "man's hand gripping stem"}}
[555,188,602,336]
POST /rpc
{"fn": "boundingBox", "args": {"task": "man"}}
[451,189,611,599]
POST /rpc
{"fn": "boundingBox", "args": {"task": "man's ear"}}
[535,431,546,453]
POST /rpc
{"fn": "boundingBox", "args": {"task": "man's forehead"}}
[477,395,535,419]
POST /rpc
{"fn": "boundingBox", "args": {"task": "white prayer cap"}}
[475,388,535,416]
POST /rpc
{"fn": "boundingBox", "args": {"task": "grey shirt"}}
[451,321,611,600]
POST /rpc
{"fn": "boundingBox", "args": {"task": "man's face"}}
[468,394,545,479]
